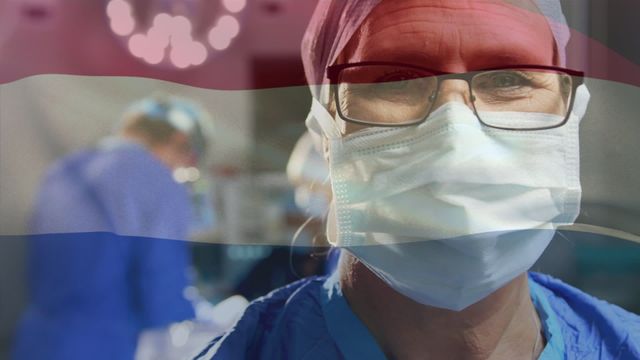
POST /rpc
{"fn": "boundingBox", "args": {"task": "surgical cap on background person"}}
[301,0,570,105]
[287,132,331,218]
[122,95,214,164]
[287,132,328,187]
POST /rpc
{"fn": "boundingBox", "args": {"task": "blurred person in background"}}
[286,131,340,275]
[12,95,211,360]
[195,1,640,359]
[233,132,336,300]
[287,132,331,221]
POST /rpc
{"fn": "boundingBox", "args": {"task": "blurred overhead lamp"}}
[106,0,245,69]
[222,0,247,13]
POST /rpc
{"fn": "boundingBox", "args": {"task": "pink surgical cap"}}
[301,0,570,103]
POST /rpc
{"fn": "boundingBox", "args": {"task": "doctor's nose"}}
[429,79,475,112]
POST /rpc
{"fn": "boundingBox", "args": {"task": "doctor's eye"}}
[339,65,437,103]
[473,70,534,97]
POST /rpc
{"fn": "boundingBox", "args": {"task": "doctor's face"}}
[334,0,561,135]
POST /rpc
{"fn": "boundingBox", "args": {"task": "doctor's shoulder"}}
[530,272,640,358]
[194,276,336,360]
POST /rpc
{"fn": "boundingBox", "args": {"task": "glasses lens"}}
[336,65,438,126]
[471,68,574,129]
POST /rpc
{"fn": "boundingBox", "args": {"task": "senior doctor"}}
[195,1,640,359]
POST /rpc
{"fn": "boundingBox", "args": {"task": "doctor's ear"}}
[327,87,337,117]
[327,96,350,136]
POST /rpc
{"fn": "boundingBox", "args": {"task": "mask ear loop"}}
[306,98,343,140]
[571,84,591,120]
[289,91,342,278]
[288,173,333,279]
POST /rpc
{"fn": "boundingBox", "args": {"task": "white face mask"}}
[307,86,590,311]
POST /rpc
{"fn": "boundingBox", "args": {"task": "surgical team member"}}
[286,131,339,274]
[234,132,334,300]
[287,131,331,220]
[195,1,640,359]
[13,95,210,360]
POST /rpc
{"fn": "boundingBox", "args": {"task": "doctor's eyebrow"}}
[343,48,554,72]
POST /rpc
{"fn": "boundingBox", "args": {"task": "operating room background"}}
[1,1,640,358]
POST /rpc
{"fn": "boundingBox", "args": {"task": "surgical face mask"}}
[308,86,590,311]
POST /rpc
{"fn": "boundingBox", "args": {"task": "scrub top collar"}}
[529,274,565,359]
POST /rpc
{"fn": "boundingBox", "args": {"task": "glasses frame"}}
[327,61,585,131]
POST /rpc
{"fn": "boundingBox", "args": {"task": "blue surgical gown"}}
[195,272,640,360]
[12,141,195,360]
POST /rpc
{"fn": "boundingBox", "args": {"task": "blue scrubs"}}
[195,272,640,360]
[12,141,195,360]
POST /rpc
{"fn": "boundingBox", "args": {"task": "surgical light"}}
[106,0,245,70]
[222,0,247,13]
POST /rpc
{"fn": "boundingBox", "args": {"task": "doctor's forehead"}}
[340,0,556,71]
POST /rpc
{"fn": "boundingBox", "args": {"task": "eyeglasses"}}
[327,62,584,130]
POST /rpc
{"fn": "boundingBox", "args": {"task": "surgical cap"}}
[123,95,213,162]
[287,131,328,186]
[301,0,571,104]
